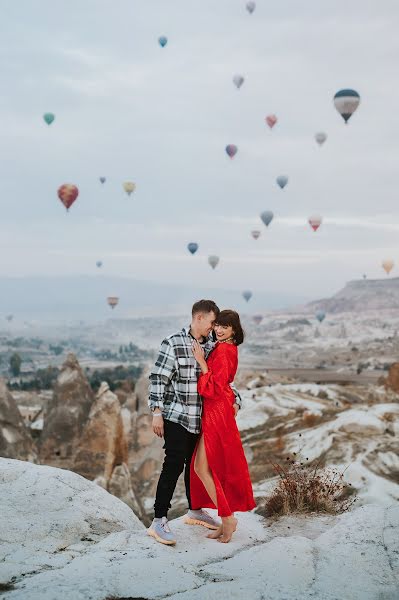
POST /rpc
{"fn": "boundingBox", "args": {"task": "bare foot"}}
[206,524,223,539]
[217,517,238,544]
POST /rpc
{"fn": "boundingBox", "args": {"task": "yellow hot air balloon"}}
[123,182,136,196]
[382,259,394,275]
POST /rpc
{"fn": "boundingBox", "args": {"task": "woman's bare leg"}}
[194,435,223,539]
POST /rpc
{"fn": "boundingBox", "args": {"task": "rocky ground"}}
[2,350,399,523]
[1,459,398,600]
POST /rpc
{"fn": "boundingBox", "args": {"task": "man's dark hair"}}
[192,299,220,317]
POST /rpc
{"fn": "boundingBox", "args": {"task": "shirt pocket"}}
[177,357,197,381]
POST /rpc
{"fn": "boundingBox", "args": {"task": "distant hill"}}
[306,277,399,313]
[0,276,310,322]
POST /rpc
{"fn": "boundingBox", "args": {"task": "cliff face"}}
[307,277,399,313]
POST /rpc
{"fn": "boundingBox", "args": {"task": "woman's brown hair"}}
[215,310,245,346]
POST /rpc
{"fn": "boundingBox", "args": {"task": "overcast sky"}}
[1,0,399,307]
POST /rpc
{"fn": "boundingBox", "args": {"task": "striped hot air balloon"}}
[333,89,360,124]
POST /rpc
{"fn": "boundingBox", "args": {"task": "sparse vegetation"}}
[9,352,22,376]
[88,364,143,392]
[260,454,356,518]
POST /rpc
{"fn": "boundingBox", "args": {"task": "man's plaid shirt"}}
[148,326,242,434]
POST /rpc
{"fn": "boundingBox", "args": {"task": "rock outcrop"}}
[384,362,399,394]
[1,458,398,600]
[72,382,145,521]
[39,354,94,464]
[125,370,165,514]
[0,379,37,462]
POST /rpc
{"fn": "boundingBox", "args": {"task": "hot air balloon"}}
[315,132,327,146]
[208,255,219,270]
[58,184,79,211]
[43,113,55,126]
[308,215,322,232]
[252,314,263,325]
[276,175,288,189]
[99,177,106,184]
[382,259,394,275]
[96,261,103,268]
[158,36,168,47]
[123,182,136,196]
[251,230,261,240]
[260,211,274,227]
[265,114,277,129]
[333,89,360,124]
[246,1,256,13]
[187,243,198,255]
[107,296,119,309]
[225,144,238,159]
[242,290,252,302]
[316,311,326,323]
[362,274,367,280]
[233,74,244,89]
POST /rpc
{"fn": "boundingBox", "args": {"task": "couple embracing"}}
[147,299,256,545]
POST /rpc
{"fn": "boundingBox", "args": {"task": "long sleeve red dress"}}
[190,342,256,517]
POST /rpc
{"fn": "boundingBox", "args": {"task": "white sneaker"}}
[184,509,221,530]
[147,517,177,545]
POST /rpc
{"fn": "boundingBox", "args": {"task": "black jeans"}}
[154,419,200,518]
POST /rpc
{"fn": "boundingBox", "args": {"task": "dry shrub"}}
[262,455,356,518]
[302,411,320,427]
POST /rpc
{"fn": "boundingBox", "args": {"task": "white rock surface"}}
[0,459,398,600]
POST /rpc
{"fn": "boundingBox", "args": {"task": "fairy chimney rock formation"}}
[40,353,94,464]
[72,382,127,481]
[384,362,399,394]
[0,378,37,461]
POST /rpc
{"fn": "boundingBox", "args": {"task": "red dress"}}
[190,342,256,517]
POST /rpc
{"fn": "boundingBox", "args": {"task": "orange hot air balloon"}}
[107,296,119,309]
[308,215,322,232]
[265,114,277,129]
[382,259,394,275]
[58,184,79,211]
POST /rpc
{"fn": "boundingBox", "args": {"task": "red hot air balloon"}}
[308,215,322,232]
[265,114,277,129]
[58,184,79,211]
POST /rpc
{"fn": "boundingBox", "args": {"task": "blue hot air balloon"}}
[158,36,168,48]
[242,290,252,302]
[276,175,288,189]
[316,311,326,323]
[187,243,198,255]
[333,89,360,124]
[260,211,274,227]
[99,177,106,184]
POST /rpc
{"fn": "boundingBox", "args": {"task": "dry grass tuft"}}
[261,454,357,518]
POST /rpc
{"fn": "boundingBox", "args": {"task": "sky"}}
[1,0,399,315]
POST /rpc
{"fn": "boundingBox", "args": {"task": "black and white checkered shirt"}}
[148,326,241,434]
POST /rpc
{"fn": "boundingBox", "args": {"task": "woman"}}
[191,309,256,543]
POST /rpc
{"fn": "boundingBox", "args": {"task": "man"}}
[147,299,241,545]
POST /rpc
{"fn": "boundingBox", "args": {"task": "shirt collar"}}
[182,326,213,345]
